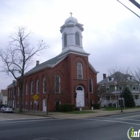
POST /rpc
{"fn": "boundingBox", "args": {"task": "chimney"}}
[36,60,39,66]
[103,74,106,79]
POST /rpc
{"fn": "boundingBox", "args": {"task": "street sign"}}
[33,94,39,101]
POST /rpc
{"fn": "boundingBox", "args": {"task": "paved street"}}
[1,111,140,140]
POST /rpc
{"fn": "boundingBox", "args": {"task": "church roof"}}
[25,53,67,76]
[25,50,98,76]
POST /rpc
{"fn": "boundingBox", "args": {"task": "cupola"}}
[60,13,88,55]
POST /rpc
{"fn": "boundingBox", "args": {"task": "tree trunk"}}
[19,89,22,112]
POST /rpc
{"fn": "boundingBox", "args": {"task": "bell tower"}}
[60,13,88,55]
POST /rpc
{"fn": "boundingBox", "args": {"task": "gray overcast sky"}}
[0,0,140,90]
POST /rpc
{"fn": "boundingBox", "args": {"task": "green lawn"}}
[64,110,95,114]
[103,107,140,111]
[103,107,122,111]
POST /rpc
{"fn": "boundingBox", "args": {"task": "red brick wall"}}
[7,53,97,111]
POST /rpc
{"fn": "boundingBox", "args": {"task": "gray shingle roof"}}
[25,53,67,76]
[98,72,137,85]
[7,81,17,88]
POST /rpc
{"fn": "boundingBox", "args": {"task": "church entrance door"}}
[76,86,85,107]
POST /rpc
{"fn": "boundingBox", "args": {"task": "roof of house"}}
[98,71,137,85]
[1,90,8,96]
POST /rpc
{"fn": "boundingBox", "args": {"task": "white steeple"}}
[60,13,89,55]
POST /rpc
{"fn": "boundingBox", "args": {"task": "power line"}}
[129,0,140,9]
[117,0,140,18]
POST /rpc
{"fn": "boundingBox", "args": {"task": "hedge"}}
[58,104,75,112]
[92,103,100,109]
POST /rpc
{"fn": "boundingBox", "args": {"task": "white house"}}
[0,90,8,105]
[98,72,140,107]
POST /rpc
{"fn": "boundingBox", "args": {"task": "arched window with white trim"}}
[77,62,83,79]
[89,78,93,93]
[30,81,33,94]
[75,32,80,46]
[43,77,46,93]
[26,82,28,95]
[55,75,61,93]
[36,79,39,94]
[64,33,67,47]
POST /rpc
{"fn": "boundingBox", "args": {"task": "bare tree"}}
[97,85,111,105]
[0,27,47,112]
[131,68,140,87]
[108,68,131,112]
[45,71,69,114]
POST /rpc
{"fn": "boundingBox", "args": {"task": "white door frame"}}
[76,85,85,107]
[42,99,47,112]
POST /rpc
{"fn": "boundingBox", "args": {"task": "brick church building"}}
[7,15,98,111]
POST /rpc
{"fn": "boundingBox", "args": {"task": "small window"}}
[55,75,61,93]
[106,85,110,91]
[75,32,80,46]
[55,100,61,111]
[64,33,67,47]
[135,95,139,99]
[106,96,110,100]
[106,88,110,91]
[77,62,83,79]
[36,79,39,94]
[43,77,46,93]
[36,101,39,110]
[30,101,33,110]
[133,86,136,90]
[108,77,112,81]
[89,78,93,93]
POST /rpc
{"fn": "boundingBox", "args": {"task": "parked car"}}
[0,104,5,109]
[1,106,13,113]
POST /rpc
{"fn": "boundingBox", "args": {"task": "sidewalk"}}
[15,108,140,119]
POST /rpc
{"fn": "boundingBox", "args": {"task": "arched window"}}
[64,33,67,47]
[30,81,33,95]
[75,32,80,46]
[89,78,93,93]
[77,86,83,90]
[55,75,61,93]
[43,77,46,93]
[77,62,83,79]
[36,79,39,94]
[26,82,28,95]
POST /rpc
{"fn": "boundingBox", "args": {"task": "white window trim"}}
[43,77,46,93]
[36,80,39,94]
[31,81,33,95]
[55,75,61,93]
[26,83,28,95]
[89,78,93,93]
[77,62,83,79]
[75,32,80,46]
